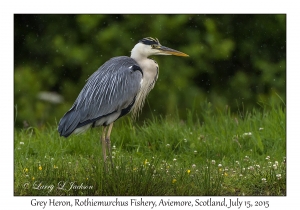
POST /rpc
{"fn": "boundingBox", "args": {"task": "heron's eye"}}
[151,44,157,48]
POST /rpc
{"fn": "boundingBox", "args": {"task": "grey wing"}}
[58,56,143,137]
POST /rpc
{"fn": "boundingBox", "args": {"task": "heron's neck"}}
[130,43,158,80]
[130,43,149,64]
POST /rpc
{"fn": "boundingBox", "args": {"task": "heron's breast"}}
[140,63,158,86]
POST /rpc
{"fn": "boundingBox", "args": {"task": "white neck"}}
[131,43,152,61]
[130,43,159,118]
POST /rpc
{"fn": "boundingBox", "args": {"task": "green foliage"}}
[14,14,286,127]
[14,105,286,195]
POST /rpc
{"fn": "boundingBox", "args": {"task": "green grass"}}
[14,103,286,196]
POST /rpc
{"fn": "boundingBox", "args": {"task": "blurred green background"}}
[14,14,286,128]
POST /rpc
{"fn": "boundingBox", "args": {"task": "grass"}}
[14,103,286,196]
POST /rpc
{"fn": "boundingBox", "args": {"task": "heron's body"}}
[58,37,188,165]
[58,55,157,137]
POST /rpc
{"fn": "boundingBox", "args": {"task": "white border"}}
[3,0,299,209]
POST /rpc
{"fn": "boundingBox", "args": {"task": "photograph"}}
[13,13,286,203]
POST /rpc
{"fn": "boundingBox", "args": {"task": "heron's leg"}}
[101,126,107,164]
[105,123,114,168]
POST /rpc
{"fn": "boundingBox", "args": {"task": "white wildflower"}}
[243,132,252,137]
[276,174,282,180]
[248,166,254,171]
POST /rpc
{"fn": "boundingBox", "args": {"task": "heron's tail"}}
[58,106,81,137]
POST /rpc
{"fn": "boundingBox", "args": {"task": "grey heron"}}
[58,37,188,165]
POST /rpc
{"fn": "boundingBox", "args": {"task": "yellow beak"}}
[158,46,189,57]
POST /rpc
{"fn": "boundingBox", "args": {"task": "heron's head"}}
[131,37,189,59]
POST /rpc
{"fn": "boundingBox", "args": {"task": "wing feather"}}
[58,56,142,137]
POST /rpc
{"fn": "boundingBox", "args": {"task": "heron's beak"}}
[158,46,189,57]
